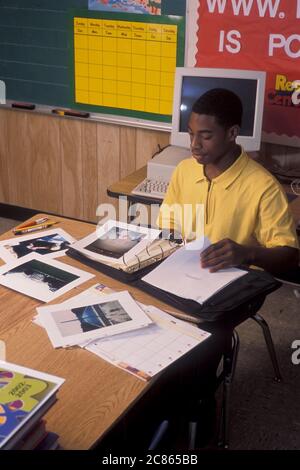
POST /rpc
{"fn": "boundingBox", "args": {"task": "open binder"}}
[66,238,180,282]
[137,269,281,323]
[66,245,281,323]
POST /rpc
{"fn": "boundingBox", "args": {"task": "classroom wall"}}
[0,108,299,223]
[0,108,170,222]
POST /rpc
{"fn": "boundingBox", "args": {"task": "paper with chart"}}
[84,305,210,381]
[73,15,184,117]
[142,239,247,304]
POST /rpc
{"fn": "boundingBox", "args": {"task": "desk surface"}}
[107,167,300,226]
[0,214,191,450]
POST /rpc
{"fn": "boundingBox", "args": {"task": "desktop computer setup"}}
[131,67,266,199]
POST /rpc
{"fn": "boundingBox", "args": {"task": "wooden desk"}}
[107,166,162,206]
[108,168,300,227]
[0,214,193,450]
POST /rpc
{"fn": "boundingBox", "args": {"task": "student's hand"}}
[200,239,249,272]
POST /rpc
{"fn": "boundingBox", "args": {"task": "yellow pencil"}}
[13,221,58,235]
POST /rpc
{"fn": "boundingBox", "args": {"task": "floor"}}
[0,217,299,450]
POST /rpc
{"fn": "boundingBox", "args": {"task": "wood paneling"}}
[61,118,84,219]
[0,109,9,202]
[6,111,32,208]
[3,108,298,225]
[0,110,172,221]
[136,129,170,169]
[120,126,136,179]
[29,113,62,214]
[97,123,120,221]
[82,121,98,222]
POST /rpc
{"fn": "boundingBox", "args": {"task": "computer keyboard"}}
[131,178,169,199]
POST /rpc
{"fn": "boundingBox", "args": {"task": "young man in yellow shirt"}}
[154,88,299,447]
[159,88,299,274]
[99,90,299,451]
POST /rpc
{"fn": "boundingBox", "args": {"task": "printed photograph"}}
[85,226,146,259]
[51,300,131,337]
[37,291,152,347]
[0,229,75,262]
[0,253,94,302]
[3,259,79,294]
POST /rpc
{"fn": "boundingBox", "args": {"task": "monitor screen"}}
[171,68,266,152]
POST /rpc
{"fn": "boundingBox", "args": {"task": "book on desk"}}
[0,361,64,450]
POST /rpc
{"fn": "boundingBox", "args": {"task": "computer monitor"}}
[171,67,266,152]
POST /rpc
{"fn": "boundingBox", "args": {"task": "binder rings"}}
[66,238,180,282]
[66,246,166,283]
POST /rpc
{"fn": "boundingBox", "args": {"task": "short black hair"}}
[192,88,243,129]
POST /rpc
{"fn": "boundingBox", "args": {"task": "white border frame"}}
[0,253,94,303]
[171,67,266,152]
[0,228,75,263]
[37,291,152,348]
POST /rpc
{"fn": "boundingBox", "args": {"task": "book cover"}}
[0,361,64,449]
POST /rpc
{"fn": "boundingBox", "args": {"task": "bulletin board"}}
[71,11,185,122]
[188,0,300,147]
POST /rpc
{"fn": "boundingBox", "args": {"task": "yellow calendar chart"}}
[74,17,178,116]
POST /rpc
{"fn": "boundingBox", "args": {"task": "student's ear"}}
[227,125,240,141]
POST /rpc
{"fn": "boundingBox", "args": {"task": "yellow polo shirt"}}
[158,149,299,249]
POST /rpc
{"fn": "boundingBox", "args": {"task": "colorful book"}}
[0,361,64,449]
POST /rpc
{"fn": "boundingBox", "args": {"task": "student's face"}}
[188,112,238,166]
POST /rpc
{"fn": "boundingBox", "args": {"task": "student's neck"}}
[204,145,241,180]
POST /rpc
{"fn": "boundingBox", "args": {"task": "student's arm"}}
[201,181,299,274]
[200,239,299,274]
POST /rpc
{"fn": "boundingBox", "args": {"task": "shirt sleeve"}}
[255,181,299,249]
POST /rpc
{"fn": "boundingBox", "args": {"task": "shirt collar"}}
[193,149,249,189]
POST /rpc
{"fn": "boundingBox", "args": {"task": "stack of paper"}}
[84,304,211,381]
[35,283,211,381]
[142,239,247,305]
[36,290,153,348]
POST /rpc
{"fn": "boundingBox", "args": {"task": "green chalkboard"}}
[0,0,186,113]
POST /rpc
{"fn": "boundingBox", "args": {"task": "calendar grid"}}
[73,15,180,117]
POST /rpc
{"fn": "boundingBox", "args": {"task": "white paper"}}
[142,244,247,304]
[71,219,161,265]
[0,253,94,302]
[85,305,211,381]
[0,228,76,262]
[36,291,152,348]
